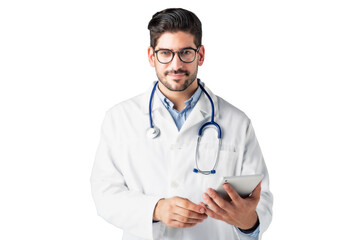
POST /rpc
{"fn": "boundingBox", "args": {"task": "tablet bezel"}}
[214,174,264,200]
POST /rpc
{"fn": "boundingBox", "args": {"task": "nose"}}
[169,52,184,69]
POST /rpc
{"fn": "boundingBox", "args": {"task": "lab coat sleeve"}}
[240,121,273,240]
[234,225,260,240]
[90,110,162,240]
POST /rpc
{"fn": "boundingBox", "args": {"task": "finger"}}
[251,181,262,199]
[172,213,205,223]
[223,183,242,203]
[206,188,231,210]
[202,192,226,215]
[170,220,197,228]
[176,197,206,214]
[199,202,207,209]
[173,207,208,220]
[200,201,222,220]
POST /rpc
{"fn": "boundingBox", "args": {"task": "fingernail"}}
[200,208,205,213]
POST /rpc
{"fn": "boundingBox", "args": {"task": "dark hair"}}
[147,8,202,49]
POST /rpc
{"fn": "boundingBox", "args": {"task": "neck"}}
[158,79,198,111]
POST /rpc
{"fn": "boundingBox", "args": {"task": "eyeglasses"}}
[154,47,199,64]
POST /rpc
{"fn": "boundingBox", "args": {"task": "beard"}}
[155,66,198,92]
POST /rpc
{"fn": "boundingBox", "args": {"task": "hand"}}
[153,196,208,228]
[201,181,261,230]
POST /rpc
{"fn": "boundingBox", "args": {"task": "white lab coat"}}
[90,82,273,240]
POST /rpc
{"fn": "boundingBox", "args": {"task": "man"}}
[91,8,273,240]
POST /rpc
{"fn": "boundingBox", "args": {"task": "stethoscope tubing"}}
[149,81,159,129]
[148,79,222,174]
[197,83,222,139]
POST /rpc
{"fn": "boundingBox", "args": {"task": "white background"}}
[1,0,359,239]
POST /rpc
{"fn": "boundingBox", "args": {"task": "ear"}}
[148,46,155,67]
[197,45,205,66]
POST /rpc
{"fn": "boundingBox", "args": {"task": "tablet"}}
[214,174,264,200]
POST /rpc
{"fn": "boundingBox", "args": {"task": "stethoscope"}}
[147,79,222,175]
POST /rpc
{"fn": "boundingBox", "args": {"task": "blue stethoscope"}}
[147,79,222,175]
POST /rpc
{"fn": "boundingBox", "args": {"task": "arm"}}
[201,121,273,239]
[90,110,162,239]
[239,121,273,239]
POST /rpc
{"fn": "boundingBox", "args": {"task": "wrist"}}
[238,217,259,234]
[153,198,164,221]
[237,211,258,231]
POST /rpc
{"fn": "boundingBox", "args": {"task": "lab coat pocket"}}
[196,142,238,175]
[196,142,238,191]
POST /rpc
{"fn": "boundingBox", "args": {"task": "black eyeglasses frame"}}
[153,47,200,64]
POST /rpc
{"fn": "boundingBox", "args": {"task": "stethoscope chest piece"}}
[147,126,160,139]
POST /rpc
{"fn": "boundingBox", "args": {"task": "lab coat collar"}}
[143,81,218,116]
[143,80,219,131]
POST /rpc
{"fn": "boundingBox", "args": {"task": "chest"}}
[116,124,242,204]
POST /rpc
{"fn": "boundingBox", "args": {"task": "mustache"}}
[165,69,190,76]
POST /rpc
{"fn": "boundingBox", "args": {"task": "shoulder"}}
[106,91,148,116]
[101,92,148,129]
[216,95,251,123]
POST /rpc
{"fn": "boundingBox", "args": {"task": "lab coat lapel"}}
[143,82,178,134]
[154,98,177,131]
[179,84,219,135]
[143,82,220,136]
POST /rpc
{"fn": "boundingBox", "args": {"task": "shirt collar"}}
[143,80,219,119]
[155,79,204,111]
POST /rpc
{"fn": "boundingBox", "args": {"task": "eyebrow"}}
[155,46,195,51]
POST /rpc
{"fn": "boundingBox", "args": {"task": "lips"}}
[168,73,186,78]
[165,69,189,77]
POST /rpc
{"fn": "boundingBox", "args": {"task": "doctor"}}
[91,8,273,240]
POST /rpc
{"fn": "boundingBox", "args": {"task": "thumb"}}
[251,181,262,199]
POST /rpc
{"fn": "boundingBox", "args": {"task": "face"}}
[148,31,205,92]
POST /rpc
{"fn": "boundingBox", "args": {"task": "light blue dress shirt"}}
[155,80,260,239]
[155,81,203,131]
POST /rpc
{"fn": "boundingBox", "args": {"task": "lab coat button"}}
[171,181,178,189]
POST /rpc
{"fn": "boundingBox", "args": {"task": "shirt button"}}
[179,113,182,117]
[171,181,179,189]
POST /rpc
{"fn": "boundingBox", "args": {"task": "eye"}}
[181,50,192,55]
[159,50,171,55]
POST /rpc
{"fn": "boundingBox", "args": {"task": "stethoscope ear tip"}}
[193,168,199,173]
